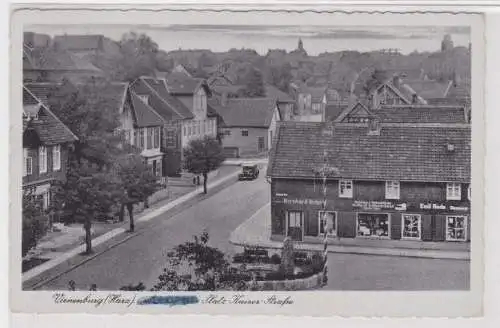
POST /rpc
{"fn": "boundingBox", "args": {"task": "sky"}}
[27,24,471,55]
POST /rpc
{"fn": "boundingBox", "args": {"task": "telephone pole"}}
[313,149,339,286]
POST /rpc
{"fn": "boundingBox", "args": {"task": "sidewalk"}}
[22,166,241,283]
[229,203,470,260]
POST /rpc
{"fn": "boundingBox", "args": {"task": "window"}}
[446,216,467,241]
[241,130,249,137]
[154,127,160,148]
[201,121,205,135]
[23,149,32,176]
[319,211,337,237]
[39,146,47,173]
[138,94,149,104]
[52,145,61,171]
[468,185,471,201]
[146,128,153,149]
[197,123,200,135]
[401,214,421,240]
[385,181,400,199]
[224,130,231,136]
[357,213,389,238]
[188,126,192,136]
[183,126,187,136]
[43,191,50,210]
[339,180,353,198]
[446,183,461,200]
[139,129,145,149]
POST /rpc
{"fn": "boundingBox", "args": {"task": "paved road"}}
[325,253,469,290]
[39,166,270,291]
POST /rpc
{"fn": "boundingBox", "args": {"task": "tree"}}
[238,68,266,98]
[22,190,46,257]
[151,231,249,291]
[363,69,389,96]
[115,153,161,232]
[183,136,225,194]
[51,160,120,254]
[266,63,293,93]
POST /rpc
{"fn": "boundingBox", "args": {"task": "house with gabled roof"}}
[130,76,217,175]
[208,97,280,158]
[267,121,471,244]
[22,86,78,216]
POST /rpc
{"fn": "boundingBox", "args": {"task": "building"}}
[333,102,470,124]
[52,34,120,58]
[264,84,295,121]
[23,86,78,215]
[130,76,217,175]
[290,84,327,122]
[267,121,471,243]
[23,46,103,83]
[209,98,281,158]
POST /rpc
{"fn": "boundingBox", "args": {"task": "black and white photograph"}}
[10,6,485,317]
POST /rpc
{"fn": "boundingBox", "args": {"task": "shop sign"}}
[352,200,406,211]
[419,203,469,212]
[281,198,324,206]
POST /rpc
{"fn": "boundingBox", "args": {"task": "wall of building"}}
[22,144,70,187]
[270,178,471,243]
[220,127,269,156]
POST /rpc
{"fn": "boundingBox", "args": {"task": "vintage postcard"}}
[9,4,485,317]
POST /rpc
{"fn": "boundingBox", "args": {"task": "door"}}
[287,211,303,241]
[257,136,265,152]
[152,160,157,177]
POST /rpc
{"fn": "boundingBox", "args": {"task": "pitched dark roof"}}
[209,98,278,128]
[23,86,78,145]
[129,91,164,128]
[130,77,193,121]
[24,48,101,72]
[264,84,294,103]
[165,73,205,95]
[23,82,62,105]
[268,121,470,183]
[325,103,349,121]
[376,105,467,124]
[403,80,453,100]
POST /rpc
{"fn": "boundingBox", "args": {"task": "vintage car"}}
[238,163,260,181]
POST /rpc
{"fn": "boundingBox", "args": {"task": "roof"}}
[403,80,453,100]
[264,84,294,103]
[129,91,165,128]
[375,105,468,124]
[53,34,103,51]
[23,82,63,106]
[23,86,78,145]
[131,77,193,121]
[165,73,208,95]
[268,121,471,183]
[209,98,278,128]
[24,47,101,72]
[325,103,349,121]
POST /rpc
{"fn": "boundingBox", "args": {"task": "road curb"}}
[22,169,240,286]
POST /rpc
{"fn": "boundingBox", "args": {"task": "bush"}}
[22,215,48,257]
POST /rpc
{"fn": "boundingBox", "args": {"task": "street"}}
[325,254,469,290]
[38,166,270,291]
[35,165,469,291]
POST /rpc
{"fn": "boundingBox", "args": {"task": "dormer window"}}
[446,183,461,200]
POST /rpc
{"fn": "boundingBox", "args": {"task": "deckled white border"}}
[6,1,490,322]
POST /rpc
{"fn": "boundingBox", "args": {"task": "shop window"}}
[401,214,421,240]
[241,130,249,137]
[318,211,337,237]
[446,183,461,200]
[339,179,353,198]
[446,216,467,241]
[287,211,303,241]
[39,146,47,173]
[385,180,400,200]
[357,213,389,238]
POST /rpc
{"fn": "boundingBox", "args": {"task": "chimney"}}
[367,118,381,136]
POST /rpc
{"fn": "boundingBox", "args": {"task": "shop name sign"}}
[352,200,407,211]
[420,203,469,211]
[282,198,324,206]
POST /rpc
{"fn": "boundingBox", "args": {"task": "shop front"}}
[271,194,471,243]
